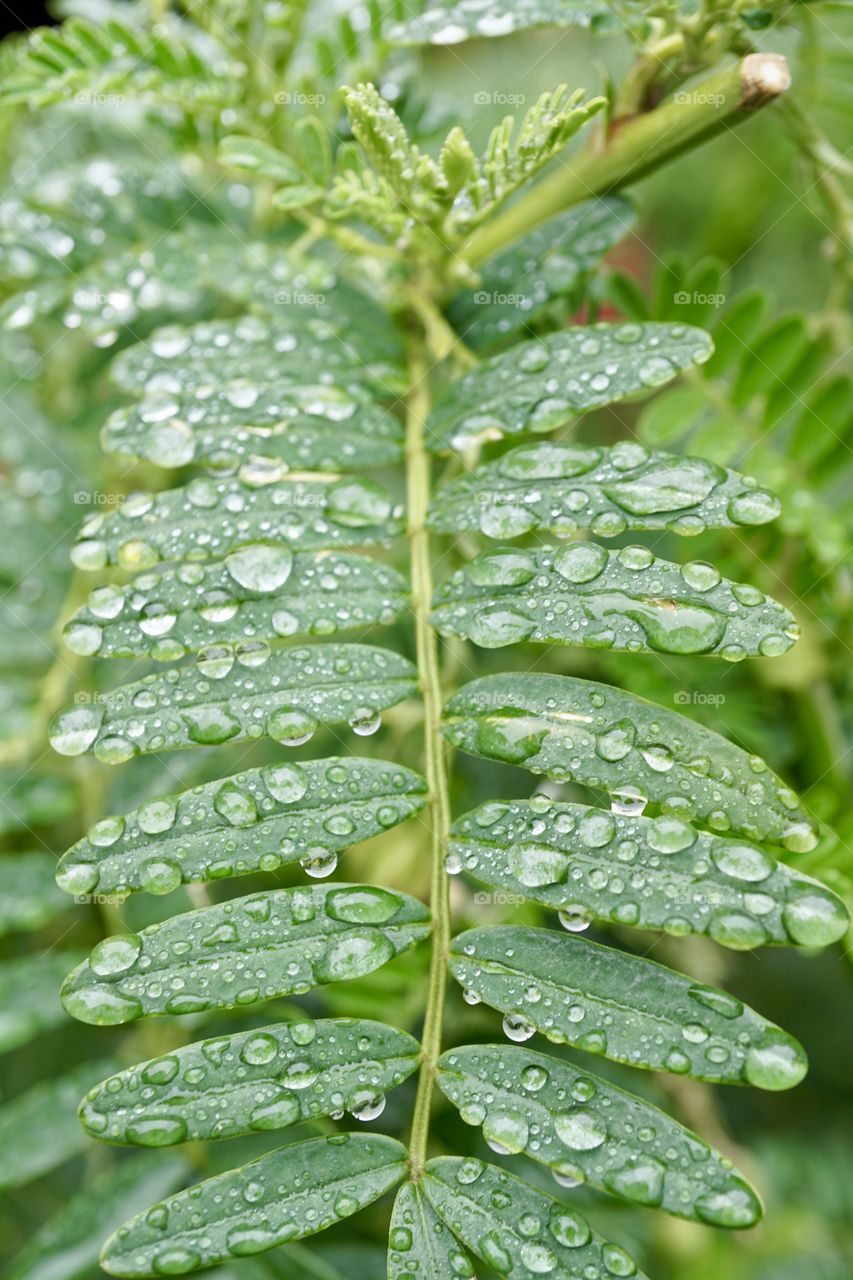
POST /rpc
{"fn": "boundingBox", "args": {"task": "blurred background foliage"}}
[0,1,851,1278]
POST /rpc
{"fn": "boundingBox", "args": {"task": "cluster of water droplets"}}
[434,539,797,657]
[64,546,407,662]
[436,1044,761,1226]
[102,1133,406,1275]
[112,309,405,404]
[446,796,846,949]
[57,758,426,898]
[442,674,820,853]
[70,472,402,573]
[428,322,712,452]
[80,1016,419,1146]
[425,1157,641,1278]
[49,643,415,764]
[450,926,808,1090]
[61,884,430,1026]
[430,438,782,539]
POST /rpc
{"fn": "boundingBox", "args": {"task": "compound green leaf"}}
[100,1134,408,1277]
[0,852,67,936]
[103,388,402,472]
[449,798,848,949]
[388,1182,476,1279]
[442,673,818,852]
[0,17,243,110]
[63,551,409,661]
[0,952,86,1052]
[432,543,797,658]
[0,1059,118,1191]
[7,1153,188,1280]
[49,643,417,763]
[61,884,431,1025]
[57,758,426,898]
[447,199,634,351]
[428,440,782,538]
[70,474,403,572]
[426,323,713,453]
[110,311,404,403]
[436,1044,762,1226]
[389,0,613,45]
[423,1157,644,1280]
[80,1018,420,1145]
[449,926,808,1088]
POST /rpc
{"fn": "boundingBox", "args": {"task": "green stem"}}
[463,53,791,267]
[405,351,453,1178]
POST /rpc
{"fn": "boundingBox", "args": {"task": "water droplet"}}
[225,543,294,593]
[502,1012,536,1042]
[554,1110,607,1150]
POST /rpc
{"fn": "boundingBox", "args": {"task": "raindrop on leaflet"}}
[554,1110,607,1150]
[300,848,339,879]
[267,706,316,746]
[611,789,647,817]
[348,1091,386,1121]
[350,708,381,736]
[49,704,104,756]
[483,1109,529,1155]
[502,1012,536,1042]
[558,905,591,933]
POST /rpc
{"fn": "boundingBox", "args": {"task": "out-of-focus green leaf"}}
[49,644,417,762]
[389,0,613,46]
[0,853,67,936]
[0,1060,118,1191]
[426,324,713,453]
[0,953,86,1052]
[448,198,634,351]
[63,552,409,661]
[7,1153,188,1280]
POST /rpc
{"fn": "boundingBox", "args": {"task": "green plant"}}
[1,2,851,1279]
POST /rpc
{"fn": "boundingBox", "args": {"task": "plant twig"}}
[405,350,453,1178]
[463,54,791,267]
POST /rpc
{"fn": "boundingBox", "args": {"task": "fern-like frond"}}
[0,16,244,109]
